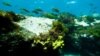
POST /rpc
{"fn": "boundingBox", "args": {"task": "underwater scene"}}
[0,0,100,56]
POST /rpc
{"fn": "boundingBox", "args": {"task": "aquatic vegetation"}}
[58,12,75,25]
[7,11,26,22]
[76,23,100,38]
[52,36,64,49]
[87,23,100,38]
[0,31,33,56]
[0,0,99,55]
[0,9,100,56]
[32,20,68,50]
[93,14,100,20]
[49,21,68,49]
[76,24,100,55]
[51,20,68,34]
[81,15,95,24]
[0,10,19,34]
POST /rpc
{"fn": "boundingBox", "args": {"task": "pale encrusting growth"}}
[17,16,55,35]
[74,19,100,26]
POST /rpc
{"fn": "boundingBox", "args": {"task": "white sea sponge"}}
[17,16,55,35]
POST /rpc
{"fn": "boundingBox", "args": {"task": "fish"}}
[32,10,39,14]
[32,8,43,14]
[89,3,94,6]
[2,2,12,6]
[34,8,43,12]
[20,8,30,13]
[52,8,60,13]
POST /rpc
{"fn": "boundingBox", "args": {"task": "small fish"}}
[32,8,43,14]
[52,8,60,13]
[32,10,39,14]
[2,2,12,6]
[36,8,43,12]
[89,3,94,6]
[20,8,30,13]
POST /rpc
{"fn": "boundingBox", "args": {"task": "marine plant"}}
[7,11,26,22]
[81,15,95,24]
[87,23,100,38]
[0,10,19,34]
[32,20,68,50]
[0,8,100,56]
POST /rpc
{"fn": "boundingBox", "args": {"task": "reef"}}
[0,10,100,56]
[0,10,67,56]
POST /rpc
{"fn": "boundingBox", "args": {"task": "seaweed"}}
[7,11,25,22]
[58,12,75,24]
[0,9,100,56]
[77,23,100,38]
[0,10,19,34]
[87,23,100,38]
[0,32,33,56]
[81,15,95,24]
[32,20,68,51]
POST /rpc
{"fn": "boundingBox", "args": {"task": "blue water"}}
[0,0,100,56]
[0,0,100,16]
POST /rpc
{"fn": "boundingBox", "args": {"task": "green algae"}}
[32,20,68,50]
